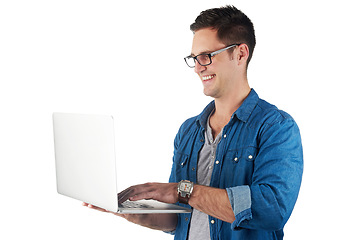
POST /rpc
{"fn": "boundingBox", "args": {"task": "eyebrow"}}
[190,50,212,57]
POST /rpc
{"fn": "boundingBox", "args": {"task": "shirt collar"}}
[233,89,259,123]
[197,101,215,129]
[196,89,259,128]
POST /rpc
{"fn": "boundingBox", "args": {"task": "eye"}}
[197,54,209,62]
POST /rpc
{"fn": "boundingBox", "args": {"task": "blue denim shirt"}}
[169,89,303,240]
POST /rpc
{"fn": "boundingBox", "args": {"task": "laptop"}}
[53,112,191,214]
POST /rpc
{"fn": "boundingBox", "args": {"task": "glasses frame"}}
[184,44,241,68]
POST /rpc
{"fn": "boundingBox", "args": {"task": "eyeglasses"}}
[184,44,241,68]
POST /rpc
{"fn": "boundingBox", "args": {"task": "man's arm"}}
[117,182,235,223]
[188,185,235,223]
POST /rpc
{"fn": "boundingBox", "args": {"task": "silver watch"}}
[177,180,194,204]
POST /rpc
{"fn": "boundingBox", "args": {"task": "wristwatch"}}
[177,180,194,204]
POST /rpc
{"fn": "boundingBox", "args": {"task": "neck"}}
[213,83,251,119]
[208,84,251,139]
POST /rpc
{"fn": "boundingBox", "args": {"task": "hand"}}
[82,202,146,222]
[82,202,178,231]
[82,202,110,213]
[118,182,178,204]
[82,202,130,218]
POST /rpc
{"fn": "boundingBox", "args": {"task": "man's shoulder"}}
[178,115,199,134]
[177,101,214,134]
[254,98,295,126]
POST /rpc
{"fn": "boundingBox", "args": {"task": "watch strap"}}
[178,192,190,204]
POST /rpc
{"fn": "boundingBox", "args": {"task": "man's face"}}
[191,28,239,99]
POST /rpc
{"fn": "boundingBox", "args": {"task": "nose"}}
[194,61,206,74]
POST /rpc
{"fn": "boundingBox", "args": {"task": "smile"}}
[202,74,216,81]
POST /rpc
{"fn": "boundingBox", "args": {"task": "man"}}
[84,5,303,239]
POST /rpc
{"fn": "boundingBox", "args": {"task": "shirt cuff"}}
[226,186,252,229]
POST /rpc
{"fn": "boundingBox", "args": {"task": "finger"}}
[118,183,152,203]
[87,204,109,212]
[118,187,135,203]
[129,189,155,201]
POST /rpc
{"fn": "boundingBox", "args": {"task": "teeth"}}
[202,75,215,81]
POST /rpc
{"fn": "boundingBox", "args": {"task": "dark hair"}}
[190,5,256,64]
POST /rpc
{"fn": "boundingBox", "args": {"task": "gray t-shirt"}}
[188,112,223,240]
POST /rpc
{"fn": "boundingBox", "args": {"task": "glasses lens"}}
[184,54,211,68]
[185,56,196,68]
[196,54,211,66]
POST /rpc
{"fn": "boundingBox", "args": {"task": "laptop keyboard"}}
[119,200,154,209]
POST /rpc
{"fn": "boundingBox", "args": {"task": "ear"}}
[236,44,250,65]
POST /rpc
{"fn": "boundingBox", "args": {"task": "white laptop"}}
[53,112,191,214]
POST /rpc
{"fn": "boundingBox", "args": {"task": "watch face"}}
[180,182,191,192]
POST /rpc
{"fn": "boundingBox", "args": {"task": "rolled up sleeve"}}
[226,185,253,229]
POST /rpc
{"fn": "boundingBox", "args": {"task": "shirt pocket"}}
[221,147,258,186]
[173,152,189,181]
[241,147,258,162]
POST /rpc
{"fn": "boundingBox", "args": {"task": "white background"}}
[1,0,359,239]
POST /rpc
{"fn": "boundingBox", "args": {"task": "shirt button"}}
[211,220,215,224]
[215,160,219,164]
[234,157,238,162]
[248,155,253,160]
[223,134,227,138]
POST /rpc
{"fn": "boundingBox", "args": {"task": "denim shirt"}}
[169,89,303,240]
